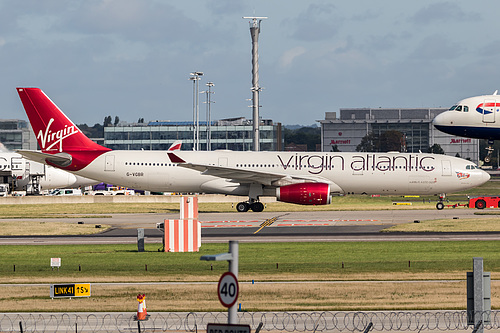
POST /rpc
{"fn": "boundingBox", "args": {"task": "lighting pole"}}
[189,71,203,150]
[202,82,215,151]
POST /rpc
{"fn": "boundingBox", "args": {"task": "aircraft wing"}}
[17,150,72,167]
[178,162,344,193]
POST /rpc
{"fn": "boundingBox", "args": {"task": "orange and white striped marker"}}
[164,196,201,252]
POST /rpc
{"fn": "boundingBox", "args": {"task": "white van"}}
[0,184,9,197]
[48,188,82,196]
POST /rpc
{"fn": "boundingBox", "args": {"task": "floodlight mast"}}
[243,16,267,152]
[189,72,203,150]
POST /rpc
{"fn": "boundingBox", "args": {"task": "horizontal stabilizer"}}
[17,150,72,167]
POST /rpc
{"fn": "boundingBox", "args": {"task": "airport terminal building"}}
[0,119,37,151]
[319,108,480,164]
[104,117,283,151]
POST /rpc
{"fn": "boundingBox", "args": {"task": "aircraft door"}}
[105,155,115,171]
[441,160,452,176]
[482,99,496,123]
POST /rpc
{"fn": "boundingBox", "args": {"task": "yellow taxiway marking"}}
[254,214,288,234]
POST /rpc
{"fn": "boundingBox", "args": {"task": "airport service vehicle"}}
[16,87,491,212]
[86,186,135,196]
[433,91,500,162]
[48,188,82,196]
[469,196,500,209]
[0,184,9,197]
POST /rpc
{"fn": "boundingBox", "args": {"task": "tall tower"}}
[243,16,267,151]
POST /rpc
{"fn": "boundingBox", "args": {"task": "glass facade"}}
[104,119,283,151]
[0,120,37,150]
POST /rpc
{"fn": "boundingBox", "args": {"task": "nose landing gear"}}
[484,140,494,163]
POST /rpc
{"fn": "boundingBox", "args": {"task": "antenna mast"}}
[243,16,267,151]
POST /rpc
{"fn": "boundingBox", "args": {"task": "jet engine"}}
[276,183,331,205]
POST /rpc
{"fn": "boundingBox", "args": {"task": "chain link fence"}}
[1,311,499,333]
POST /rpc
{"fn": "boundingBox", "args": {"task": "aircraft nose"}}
[481,169,491,183]
[432,112,450,127]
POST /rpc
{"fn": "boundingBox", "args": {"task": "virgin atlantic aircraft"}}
[16,88,489,211]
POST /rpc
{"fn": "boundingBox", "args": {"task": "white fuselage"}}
[0,152,97,191]
[433,94,500,140]
[70,150,488,196]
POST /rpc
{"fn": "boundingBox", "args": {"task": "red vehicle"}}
[469,196,500,209]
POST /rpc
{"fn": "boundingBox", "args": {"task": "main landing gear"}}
[484,140,494,163]
[236,201,264,212]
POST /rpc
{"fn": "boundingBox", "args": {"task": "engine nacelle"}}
[276,183,331,205]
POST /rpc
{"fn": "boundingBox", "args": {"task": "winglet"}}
[167,152,185,163]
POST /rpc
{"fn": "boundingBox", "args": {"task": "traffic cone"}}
[136,294,147,320]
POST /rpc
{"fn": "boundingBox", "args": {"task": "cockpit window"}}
[466,164,479,170]
[449,105,458,111]
[455,105,462,111]
[463,106,468,112]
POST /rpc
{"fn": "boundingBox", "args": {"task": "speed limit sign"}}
[217,272,239,308]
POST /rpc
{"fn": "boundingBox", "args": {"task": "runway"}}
[1,209,500,244]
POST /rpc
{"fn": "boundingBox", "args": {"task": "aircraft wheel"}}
[475,199,486,209]
[236,202,250,212]
[484,156,491,163]
[250,202,264,212]
[436,202,444,210]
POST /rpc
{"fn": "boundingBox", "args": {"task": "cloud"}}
[207,0,245,15]
[284,3,343,42]
[62,0,203,44]
[279,46,306,68]
[409,35,462,61]
[410,2,470,25]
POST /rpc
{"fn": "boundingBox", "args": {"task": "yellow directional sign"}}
[50,283,91,298]
[75,283,91,297]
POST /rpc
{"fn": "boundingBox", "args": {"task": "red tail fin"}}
[17,88,108,153]
[17,88,110,171]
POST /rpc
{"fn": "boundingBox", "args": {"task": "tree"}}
[356,132,379,152]
[138,118,145,124]
[427,144,444,154]
[356,130,405,152]
[114,116,120,126]
[77,123,104,138]
[379,130,404,152]
[103,116,112,127]
[284,126,320,151]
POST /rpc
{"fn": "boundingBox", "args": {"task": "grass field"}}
[0,180,499,311]
[0,242,499,311]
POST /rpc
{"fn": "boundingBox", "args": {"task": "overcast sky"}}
[0,0,499,126]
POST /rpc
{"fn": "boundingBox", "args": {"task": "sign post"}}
[50,283,91,299]
[200,240,239,324]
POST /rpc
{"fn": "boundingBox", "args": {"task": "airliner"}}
[16,87,490,211]
[432,91,500,162]
[0,151,98,192]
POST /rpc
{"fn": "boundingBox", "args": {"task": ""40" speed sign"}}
[217,272,239,308]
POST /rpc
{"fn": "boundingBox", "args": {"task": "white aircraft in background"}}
[0,151,98,192]
[433,91,500,162]
[16,87,489,211]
